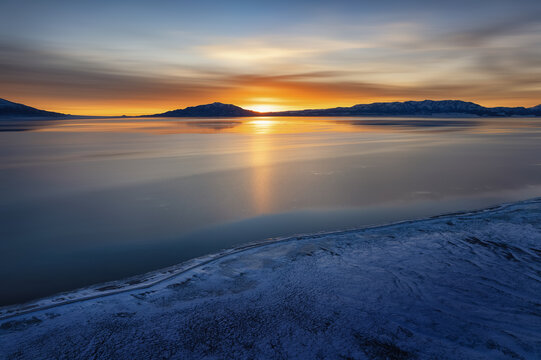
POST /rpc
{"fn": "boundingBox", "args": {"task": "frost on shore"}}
[1,199,541,359]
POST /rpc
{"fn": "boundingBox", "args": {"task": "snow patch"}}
[1,199,541,359]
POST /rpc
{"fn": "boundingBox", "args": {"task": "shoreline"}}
[2,197,541,359]
[2,197,538,321]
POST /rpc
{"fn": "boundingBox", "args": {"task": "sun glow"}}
[245,104,282,113]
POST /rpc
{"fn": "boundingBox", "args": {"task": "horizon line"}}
[2,97,540,118]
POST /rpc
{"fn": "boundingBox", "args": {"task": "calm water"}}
[2,116,541,305]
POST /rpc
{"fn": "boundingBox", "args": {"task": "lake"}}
[1,116,541,305]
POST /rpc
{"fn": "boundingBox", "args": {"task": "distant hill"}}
[0,98,66,118]
[151,102,258,117]
[265,100,541,117]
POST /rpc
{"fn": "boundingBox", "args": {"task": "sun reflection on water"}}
[248,119,276,134]
[250,135,273,214]
[247,120,275,213]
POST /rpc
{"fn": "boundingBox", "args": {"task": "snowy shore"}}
[1,199,541,359]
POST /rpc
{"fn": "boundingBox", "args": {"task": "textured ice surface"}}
[1,199,541,359]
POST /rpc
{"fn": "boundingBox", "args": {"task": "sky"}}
[1,0,540,115]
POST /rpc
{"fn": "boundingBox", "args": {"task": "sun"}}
[245,104,281,113]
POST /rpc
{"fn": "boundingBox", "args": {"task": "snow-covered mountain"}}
[0,98,66,118]
[152,102,258,117]
[351,100,486,115]
[266,100,541,117]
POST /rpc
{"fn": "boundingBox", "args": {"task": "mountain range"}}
[1,98,540,118]
[267,100,541,117]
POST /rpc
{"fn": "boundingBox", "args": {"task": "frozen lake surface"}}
[1,116,541,304]
[1,198,540,359]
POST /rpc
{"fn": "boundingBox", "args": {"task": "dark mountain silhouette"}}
[265,100,541,117]
[151,102,258,117]
[149,100,541,117]
[2,98,540,119]
[0,98,66,118]
[529,104,541,113]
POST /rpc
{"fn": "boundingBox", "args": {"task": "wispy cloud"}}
[197,37,366,67]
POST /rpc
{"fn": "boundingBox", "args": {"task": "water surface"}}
[1,116,541,305]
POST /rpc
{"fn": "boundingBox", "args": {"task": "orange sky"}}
[5,65,540,116]
[7,77,541,117]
